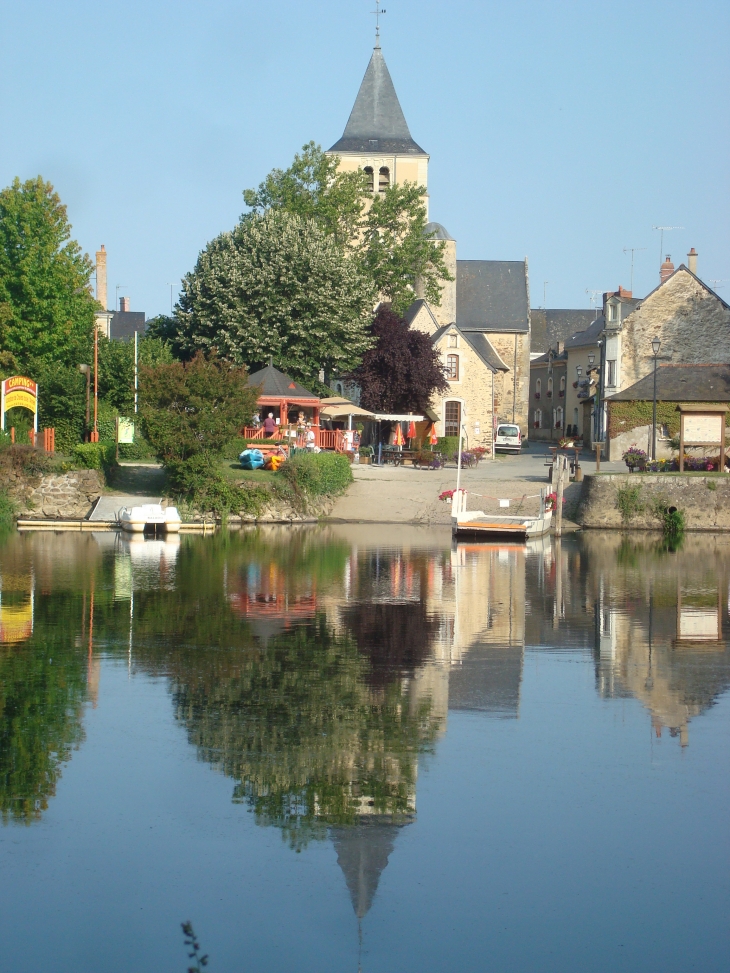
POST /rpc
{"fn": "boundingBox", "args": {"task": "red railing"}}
[243,425,345,451]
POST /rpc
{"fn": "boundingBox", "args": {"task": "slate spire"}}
[328,45,426,155]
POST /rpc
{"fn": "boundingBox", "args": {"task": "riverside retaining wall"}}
[577,473,730,530]
[8,469,105,520]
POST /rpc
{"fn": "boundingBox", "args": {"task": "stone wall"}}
[7,469,104,520]
[487,331,531,438]
[620,270,730,390]
[577,473,730,530]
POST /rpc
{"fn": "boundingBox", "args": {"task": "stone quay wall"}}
[577,473,730,531]
[7,469,105,520]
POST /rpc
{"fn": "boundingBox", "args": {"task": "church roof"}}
[328,44,427,156]
[456,261,530,334]
[330,819,411,919]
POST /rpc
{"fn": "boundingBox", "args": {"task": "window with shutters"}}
[378,167,390,192]
[363,166,374,192]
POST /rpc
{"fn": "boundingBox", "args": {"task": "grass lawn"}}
[220,460,279,486]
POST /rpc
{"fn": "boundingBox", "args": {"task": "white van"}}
[494,423,522,454]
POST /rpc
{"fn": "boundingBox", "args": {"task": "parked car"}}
[494,423,522,454]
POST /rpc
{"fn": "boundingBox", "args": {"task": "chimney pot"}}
[119,296,130,312]
[660,255,675,284]
[687,248,698,275]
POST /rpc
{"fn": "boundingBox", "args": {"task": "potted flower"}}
[535,391,540,399]
[359,445,373,465]
[622,444,647,473]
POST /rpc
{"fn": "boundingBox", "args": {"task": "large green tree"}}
[0,177,95,371]
[174,209,376,384]
[244,142,452,314]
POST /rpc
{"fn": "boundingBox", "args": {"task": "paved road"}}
[328,445,625,525]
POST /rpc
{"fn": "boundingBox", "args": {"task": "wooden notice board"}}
[677,404,728,472]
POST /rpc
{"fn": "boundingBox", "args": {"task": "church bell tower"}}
[326,33,429,217]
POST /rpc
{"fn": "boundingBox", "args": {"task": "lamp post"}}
[651,337,661,460]
[78,364,91,438]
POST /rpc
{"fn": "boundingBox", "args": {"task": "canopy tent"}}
[247,362,320,425]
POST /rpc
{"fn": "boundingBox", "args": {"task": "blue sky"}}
[1,0,728,317]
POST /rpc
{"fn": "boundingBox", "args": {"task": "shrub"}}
[0,489,15,532]
[118,435,156,461]
[279,451,352,498]
[166,455,270,516]
[69,442,116,472]
[0,444,53,478]
[436,436,460,457]
[616,483,644,524]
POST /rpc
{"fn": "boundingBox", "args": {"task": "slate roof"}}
[246,363,319,400]
[530,309,598,353]
[456,261,529,333]
[430,323,509,372]
[328,45,427,156]
[607,365,730,402]
[424,222,454,241]
[110,311,146,340]
[564,314,605,349]
[447,644,523,718]
[331,819,411,919]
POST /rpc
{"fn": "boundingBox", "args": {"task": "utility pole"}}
[166,283,176,315]
[623,246,646,293]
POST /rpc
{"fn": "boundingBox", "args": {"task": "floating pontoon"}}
[451,490,552,540]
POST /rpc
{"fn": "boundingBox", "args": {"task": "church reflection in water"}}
[2,526,730,922]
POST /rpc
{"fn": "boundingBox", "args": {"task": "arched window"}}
[446,354,459,380]
[363,166,374,192]
[559,376,566,397]
[336,382,343,395]
[534,409,542,429]
[378,166,390,192]
[555,407,563,428]
[535,378,541,399]
[444,401,461,437]
[547,377,553,398]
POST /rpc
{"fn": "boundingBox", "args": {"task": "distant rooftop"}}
[456,261,529,334]
[531,309,598,354]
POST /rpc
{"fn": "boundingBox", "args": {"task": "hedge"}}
[70,442,116,472]
[279,451,352,498]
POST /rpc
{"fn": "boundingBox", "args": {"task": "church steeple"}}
[328,44,426,155]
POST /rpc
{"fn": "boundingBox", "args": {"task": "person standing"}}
[263,412,276,437]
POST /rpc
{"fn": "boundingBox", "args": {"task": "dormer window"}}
[378,167,390,192]
[363,166,374,192]
[608,303,618,323]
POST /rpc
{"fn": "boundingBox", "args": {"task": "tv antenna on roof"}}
[708,279,726,291]
[652,226,683,266]
[585,289,602,310]
[623,246,646,293]
[372,0,386,42]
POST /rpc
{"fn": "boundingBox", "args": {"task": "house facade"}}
[528,348,568,440]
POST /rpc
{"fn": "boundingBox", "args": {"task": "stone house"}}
[530,309,596,357]
[602,258,730,457]
[326,38,532,447]
[528,347,568,441]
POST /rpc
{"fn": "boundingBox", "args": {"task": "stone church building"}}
[326,39,531,446]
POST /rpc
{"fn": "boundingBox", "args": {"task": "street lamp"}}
[587,353,595,368]
[78,364,91,438]
[576,366,583,379]
[651,337,661,460]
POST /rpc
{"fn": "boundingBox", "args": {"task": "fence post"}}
[555,455,566,537]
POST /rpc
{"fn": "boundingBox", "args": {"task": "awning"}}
[372,413,425,422]
[319,396,377,419]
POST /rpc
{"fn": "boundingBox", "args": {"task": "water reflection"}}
[1,526,730,922]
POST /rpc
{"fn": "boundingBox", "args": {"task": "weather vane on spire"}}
[372,0,386,43]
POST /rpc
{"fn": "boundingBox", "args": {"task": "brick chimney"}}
[660,255,675,284]
[687,248,698,274]
[119,296,130,312]
[95,245,107,309]
[617,285,632,299]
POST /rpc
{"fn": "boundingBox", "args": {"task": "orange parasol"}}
[429,424,438,446]
[407,419,416,440]
[393,424,405,447]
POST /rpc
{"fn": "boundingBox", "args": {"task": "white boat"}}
[451,489,552,540]
[118,503,181,534]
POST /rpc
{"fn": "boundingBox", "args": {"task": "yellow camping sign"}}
[1,375,38,432]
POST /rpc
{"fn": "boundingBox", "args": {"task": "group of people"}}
[252,411,319,451]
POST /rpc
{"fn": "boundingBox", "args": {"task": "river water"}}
[0,526,728,972]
